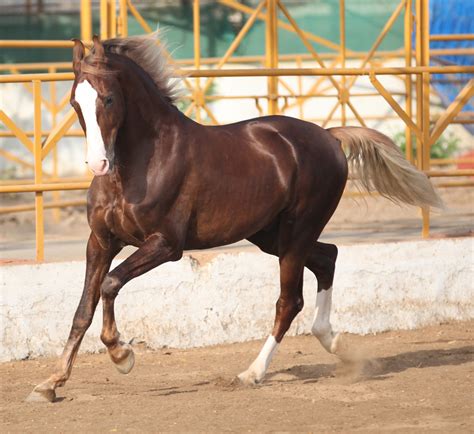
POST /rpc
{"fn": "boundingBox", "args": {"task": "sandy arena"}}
[1,187,473,432]
[1,321,473,432]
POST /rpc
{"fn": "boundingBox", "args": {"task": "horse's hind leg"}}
[238,224,310,385]
[241,232,342,384]
[306,242,341,354]
[27,233,120,402]
[237,268,304,385]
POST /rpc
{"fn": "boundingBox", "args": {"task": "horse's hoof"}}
[330,332,341,354]
[236,371,260,387]
[26,386,56,403]
[113,347,135,375]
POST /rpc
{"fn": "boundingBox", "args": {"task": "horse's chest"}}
[105,202,146,246]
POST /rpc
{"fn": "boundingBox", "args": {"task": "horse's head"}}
[70,36,125,176]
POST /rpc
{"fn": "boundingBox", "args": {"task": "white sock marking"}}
[238,335,278,384]
[75,80,108,174]
[312,287,338,353]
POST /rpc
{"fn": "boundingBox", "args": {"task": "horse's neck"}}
[113,78,187,184]
[124,74,172,131]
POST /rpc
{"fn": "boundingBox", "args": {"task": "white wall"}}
[1,237,473,362]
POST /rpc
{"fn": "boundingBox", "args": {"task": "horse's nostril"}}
[88,158,109,175]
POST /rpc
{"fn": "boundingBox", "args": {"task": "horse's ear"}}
[71,38,85,76]
[92,34,105,60]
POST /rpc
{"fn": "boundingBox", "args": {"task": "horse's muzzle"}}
[88,158,110,176]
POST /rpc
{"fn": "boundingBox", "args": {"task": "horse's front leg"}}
[99,233,182,373]
[27,232,121,402]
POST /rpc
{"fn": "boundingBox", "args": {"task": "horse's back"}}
[183,115,348,248]
[254,115,349,213]
[222,115,349,192]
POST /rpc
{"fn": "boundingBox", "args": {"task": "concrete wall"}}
[1,237,473,362]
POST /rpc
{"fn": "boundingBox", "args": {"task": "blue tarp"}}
[429,0,474,134]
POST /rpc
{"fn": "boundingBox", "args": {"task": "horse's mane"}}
[89,31,182,102]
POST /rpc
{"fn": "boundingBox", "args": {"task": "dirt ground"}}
[1,321,473,432]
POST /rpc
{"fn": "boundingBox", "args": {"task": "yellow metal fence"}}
[0,0,473,261]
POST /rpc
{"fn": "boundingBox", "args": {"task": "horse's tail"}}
[327,126,443,209]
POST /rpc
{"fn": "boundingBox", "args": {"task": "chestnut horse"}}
[28,34,442,402]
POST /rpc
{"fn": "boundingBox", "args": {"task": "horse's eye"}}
[104,96,113,107]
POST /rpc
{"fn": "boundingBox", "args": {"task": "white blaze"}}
[75,80,108,174]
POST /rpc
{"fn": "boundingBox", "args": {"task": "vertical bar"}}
[33,80,44,262]
[193,0,202,123]
[80,0,92,41]
[421,0,431,238]
[100,0,109,40]
[118,0,128,37]
[266,0,278,115]
[108,0,117,38]
[404,0,414,163]
[270,1,278,72]
[415,0,423,171]
[415,0,426,237]
[49,66,60,223]
[339,0,346,126]
[296,56,303,119]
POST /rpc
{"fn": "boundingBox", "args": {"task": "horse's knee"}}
[276,296,304,318]
[100,275,122,299]
[273,296,304,341]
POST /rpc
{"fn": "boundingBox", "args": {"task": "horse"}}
[28,33,442,402]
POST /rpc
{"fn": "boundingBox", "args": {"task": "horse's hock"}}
[1,237,472,362]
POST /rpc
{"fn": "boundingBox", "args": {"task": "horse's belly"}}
[184,196,283,249]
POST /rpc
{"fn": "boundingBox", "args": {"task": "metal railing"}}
[1,0,473,261]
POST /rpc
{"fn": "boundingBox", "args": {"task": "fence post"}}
[108,0,117,38]
[421,0,431,238]
[404,0,414,163]
[193,0,202,123]
[339,0,346,126]
[118,0,128,37]
[33,80,44,261]
[266,0,278,115]
[100,0,109,40]
[49,66,61,223]
[415,0,431,238]
[80,0,92,42]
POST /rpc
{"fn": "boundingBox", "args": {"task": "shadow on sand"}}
[266,345,474,384]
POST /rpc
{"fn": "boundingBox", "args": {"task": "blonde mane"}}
[101,31,181,102]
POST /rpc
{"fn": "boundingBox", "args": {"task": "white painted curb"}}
[1,237,473,362]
